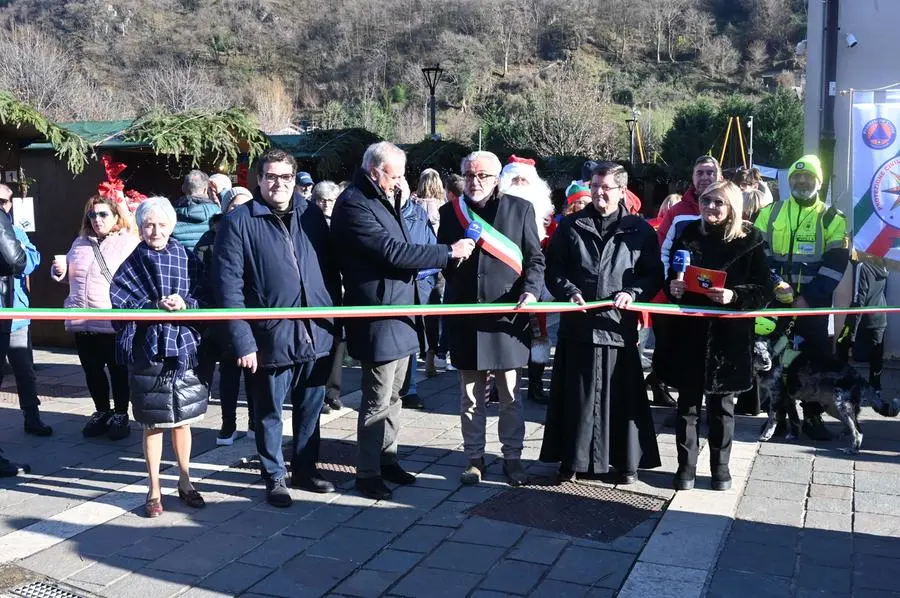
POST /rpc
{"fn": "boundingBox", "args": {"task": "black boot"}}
[23,409,52,437]
[646,371,676,407]
[527,362,548,404]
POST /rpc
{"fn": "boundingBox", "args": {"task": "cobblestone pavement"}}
[0,344,898,598]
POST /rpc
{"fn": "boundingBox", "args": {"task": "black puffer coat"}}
[654,220,773,394]
[129,358,212,426]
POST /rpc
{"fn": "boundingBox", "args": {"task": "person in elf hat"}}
[497,155,555,404]
[565,182,592,215]
[754,154,849,441]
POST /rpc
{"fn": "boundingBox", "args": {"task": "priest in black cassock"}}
[539,162,662,485]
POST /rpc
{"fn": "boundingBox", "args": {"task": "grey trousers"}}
[357,357,410,479]
[459,369,524,461]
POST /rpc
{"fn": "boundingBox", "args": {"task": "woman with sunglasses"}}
[51,194,139,440]
[659,181,773,492]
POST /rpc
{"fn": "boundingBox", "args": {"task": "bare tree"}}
[515,74,619,158]
[699,35,741,79]
[250,76,295,133]
[135,61,227,113]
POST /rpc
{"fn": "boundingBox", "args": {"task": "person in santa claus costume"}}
[497,155,555,404]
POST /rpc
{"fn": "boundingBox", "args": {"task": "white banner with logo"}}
[851,89,900,259]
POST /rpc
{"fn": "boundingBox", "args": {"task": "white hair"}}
[498,166,554,239]
[362,141,406,172]
[461,151,502,175]
[208,173,232,193]
[135,196,177,229]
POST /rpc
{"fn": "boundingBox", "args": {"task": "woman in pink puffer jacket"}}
[51,195,139,441]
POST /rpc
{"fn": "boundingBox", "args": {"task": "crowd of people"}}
[0,143,863,515]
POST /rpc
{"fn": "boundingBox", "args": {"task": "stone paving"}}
[0,343,898,597]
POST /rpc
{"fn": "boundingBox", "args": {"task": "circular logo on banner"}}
[862,118,897,150]
[870,156,900,226]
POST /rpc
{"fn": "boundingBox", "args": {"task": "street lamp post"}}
[421,65,443,140]
[625,108,640,165]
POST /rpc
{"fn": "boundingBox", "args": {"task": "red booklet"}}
[684,265,727,295]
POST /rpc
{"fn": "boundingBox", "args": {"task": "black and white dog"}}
[754,335,898,453]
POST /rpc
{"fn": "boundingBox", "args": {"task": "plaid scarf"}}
[110,239,203,377]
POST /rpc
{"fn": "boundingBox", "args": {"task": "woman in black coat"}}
[659,181,773,492]
[110,196,211,518]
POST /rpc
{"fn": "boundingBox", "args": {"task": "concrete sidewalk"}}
[0,348,898,597]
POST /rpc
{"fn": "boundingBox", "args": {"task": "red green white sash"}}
[452,195,524,275]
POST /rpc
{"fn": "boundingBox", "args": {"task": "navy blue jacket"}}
[211,192,340,368]
[331,170,450,363]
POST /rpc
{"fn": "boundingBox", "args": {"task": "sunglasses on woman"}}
[700,197,726,208]
[88,210,113,219]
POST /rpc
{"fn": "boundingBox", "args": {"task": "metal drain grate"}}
[469,480,666,542]
[5,581,91,598]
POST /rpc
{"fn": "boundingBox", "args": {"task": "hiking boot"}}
[23,409,52,437]
[217,422,237,446]
[503,459,527,487]
[673,465,696,491]
[356,477,393,500]
[425,350,438,377]
[401,393,425,410]
[460,458,485,485]
[82,410,112,438]
[711,465,732,491]
[325,395,343,410]
[802,414,833,441]
[107,413,131,441]
[265,478,292,508]
[381,463,416,485]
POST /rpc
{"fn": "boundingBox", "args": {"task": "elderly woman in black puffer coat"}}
[110,196,211,518]
[656,181,773,493]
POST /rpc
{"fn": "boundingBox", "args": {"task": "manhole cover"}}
[232,440,357,484]
[4,581,91,598]
[469,480,665,542]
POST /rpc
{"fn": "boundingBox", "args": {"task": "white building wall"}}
[805,0,900,355]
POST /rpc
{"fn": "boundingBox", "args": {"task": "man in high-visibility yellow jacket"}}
[754,154,850,441]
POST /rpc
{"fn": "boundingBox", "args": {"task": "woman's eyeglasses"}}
[88,211,113,219]
[700,197,726,208]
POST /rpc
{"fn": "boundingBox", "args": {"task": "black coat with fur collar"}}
[654,220,773,394]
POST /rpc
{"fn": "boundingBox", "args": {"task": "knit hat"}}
[221,186,253,213]
[566,181,591,205]
[788,155,823,184]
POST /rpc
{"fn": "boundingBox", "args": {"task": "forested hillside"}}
[0,0,807,167]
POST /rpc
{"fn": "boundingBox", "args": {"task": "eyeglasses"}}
[591,185,621,193]
[700,197,726,208]
[263,173,295,184]
[463,172,497,182]
[88,210,113,219]
[0,197,11,205]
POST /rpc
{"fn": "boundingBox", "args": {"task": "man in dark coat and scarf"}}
[540,162,663,485]
[438,151,545,487]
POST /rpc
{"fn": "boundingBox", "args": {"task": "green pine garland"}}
[0,91,90,174]
[124,108,269,170]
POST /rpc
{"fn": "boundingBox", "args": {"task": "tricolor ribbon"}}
[1,302,900,321]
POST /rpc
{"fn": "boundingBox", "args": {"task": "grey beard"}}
[791,189,817,205]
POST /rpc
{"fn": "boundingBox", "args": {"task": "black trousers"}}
[74,333,130,414]
[676,387,734,470]
[325,339,347,400]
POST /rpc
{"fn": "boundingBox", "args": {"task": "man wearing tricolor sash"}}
[438,151,545,487]
[754,154,850,441]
